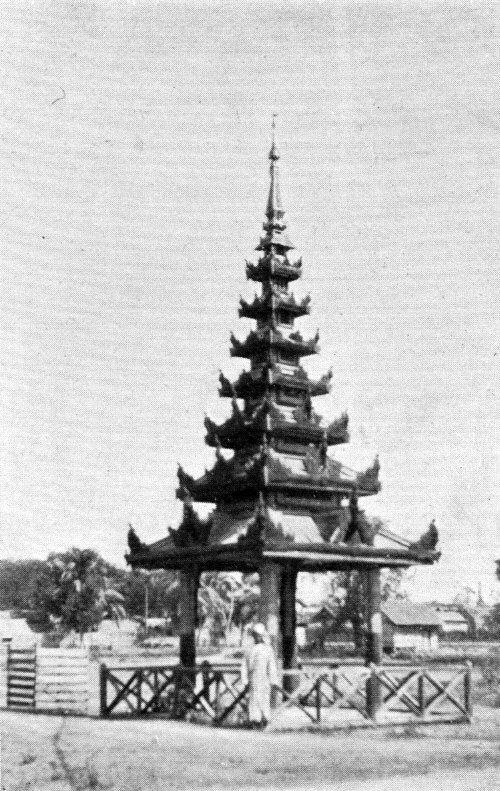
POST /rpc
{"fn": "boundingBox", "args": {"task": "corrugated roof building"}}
[381,601,440,653]
[433,606,470,635]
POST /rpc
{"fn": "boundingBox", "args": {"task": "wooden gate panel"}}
[7,646,36,709]
[36,648,89,713]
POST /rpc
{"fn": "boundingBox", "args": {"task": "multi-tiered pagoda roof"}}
[127,135,439,573]
[177,137,379,513]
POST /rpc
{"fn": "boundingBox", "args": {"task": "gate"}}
[7,645,36,709]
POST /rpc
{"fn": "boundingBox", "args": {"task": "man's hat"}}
[251,622,267,637]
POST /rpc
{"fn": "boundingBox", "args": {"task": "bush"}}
[476,649,500,689]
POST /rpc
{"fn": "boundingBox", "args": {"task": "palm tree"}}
[30,548,125,643]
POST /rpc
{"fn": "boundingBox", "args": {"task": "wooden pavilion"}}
[126,133,440,678]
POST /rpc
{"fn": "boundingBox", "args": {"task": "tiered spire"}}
[177,127,380,520]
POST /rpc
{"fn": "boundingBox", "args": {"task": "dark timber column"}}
[179,567,199,668]
[281,564,298,693]
[259,562,282,657]
[365,565,382,719]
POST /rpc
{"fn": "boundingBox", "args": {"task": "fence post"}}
[100,663,108,718]
[315,677,321,723]
[366,664,380,722]
[137,668,143,715]
[417,670,425,716]
[464,661,473,719]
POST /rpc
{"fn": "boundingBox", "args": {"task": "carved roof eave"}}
[176,466,378,503]
[255,232,294,251]
[176,455,263,501]
[219,366,332,399]
[230,330,319,359]
[238,293,311,320]
[267,480,378,497]
[204,418,348,450]
[127,539,439,571]
[205,398,349,449]
[246,259,302,283]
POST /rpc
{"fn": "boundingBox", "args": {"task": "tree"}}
[27,548,125,642]
[381,568,407,602]
[483,605,500,640]
[116,569,178,621]
[197,572,260,645]
[0,559,48,612]
[321,546,407,653]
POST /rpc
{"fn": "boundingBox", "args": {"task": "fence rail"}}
[100,661,472,727]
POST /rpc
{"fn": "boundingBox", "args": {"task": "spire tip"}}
[269,114,280,160]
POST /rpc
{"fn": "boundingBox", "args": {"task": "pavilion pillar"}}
[179,567,199,668]
[259,562,282,657]
[365,565,382,720]
[281,564,298,693]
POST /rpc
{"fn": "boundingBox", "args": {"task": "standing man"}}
[241,622,279,729]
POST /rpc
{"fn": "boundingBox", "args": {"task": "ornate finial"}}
[256,117,294,251]
[269,114,280,161]
[266,118,283,220]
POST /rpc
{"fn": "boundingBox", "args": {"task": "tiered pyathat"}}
[173,136,381,549]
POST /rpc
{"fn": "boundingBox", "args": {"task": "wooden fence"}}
[36,648,89,713]
[5,644,89,714]
[100,661,472,728]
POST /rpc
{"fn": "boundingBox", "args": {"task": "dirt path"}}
[229,766,500,791]
[2,707,500,790]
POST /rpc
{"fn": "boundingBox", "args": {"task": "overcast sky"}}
[1,0,499,602]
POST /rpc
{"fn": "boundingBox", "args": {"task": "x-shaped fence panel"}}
[271,667,371,725]
[100,663,249,724]
[102,666,178,716]
[372,664,472,722]
[420,667,471,719]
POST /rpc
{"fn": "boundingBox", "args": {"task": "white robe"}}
[241,642,279,722]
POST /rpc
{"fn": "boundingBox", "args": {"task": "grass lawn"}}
[2,705,500,791]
